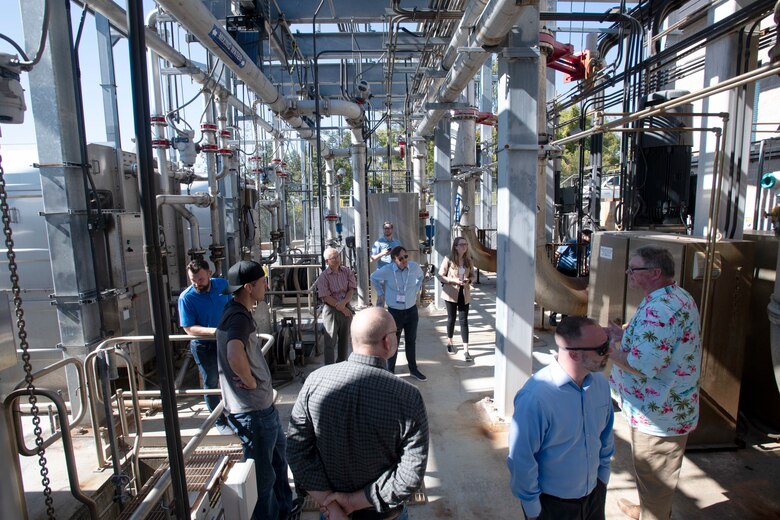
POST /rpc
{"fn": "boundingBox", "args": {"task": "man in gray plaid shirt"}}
[287,307,429,520]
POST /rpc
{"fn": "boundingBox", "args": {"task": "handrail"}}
[3,388,99,519]
[10,357,88,456]
[127,402,225,520]
[84,333,275,469]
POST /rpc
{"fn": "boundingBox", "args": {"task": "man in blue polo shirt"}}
[370,220,401,270]
[178,259,232,434]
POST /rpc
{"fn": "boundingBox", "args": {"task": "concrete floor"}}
[281,273,780,519]
[17,272,780,519]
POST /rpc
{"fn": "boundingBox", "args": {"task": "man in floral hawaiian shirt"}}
[607,245,701,520]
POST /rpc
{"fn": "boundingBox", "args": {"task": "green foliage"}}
[554,105,621,185]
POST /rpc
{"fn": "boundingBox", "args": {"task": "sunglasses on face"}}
[565,340,610,356]
[626,266,654,274]
[396,255,409,260]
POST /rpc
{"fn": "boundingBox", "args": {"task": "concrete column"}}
[433,115,452,310]
[494,9,540,417]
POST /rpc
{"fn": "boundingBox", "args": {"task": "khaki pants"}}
[630,428,688,520]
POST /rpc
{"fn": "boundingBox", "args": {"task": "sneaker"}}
[464,352,474,363]
[410,369,427,381]
[446,343,455,354]
[215,423,235,436]
[617,498,640,520]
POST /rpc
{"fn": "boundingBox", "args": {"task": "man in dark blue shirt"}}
[555,229,592,277]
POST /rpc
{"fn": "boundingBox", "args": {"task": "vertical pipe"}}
[125,0,190,514]
[352,143,369,305]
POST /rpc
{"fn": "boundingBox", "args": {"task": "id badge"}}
[396,294,406,304]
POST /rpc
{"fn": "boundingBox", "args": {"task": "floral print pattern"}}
[609,283,702,436]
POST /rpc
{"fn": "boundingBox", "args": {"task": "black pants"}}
[525,480,607,520]
[444,288,469,344]
[387,306,418,373]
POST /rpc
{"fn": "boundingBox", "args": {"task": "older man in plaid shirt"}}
[316,246,357,364]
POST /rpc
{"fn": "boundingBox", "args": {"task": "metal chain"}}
[0,152,56,519]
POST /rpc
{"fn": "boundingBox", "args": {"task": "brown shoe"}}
[617,498,640,520]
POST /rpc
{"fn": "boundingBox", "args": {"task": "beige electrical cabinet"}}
[589,232,754,448]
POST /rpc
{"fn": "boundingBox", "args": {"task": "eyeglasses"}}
[565,340,610,356]
[397,255,409,260]
[327,256,340,261]
[626,266,655,274]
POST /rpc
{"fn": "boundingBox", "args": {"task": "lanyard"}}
[392,267,410,297]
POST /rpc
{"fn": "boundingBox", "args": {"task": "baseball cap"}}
[222,260,266,295]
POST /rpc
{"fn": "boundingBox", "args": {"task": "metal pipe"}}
[10,358,89,456]
[4,389,99,519]
[324,158,338,242]
[552,62,780,146]
[171,205,203,253]
[125,0,189,510]
[416,0,534,137]
[154,0,317,140]
[81,0,278,136]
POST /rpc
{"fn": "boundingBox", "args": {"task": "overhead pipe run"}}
[154,0,324,141]
[83,1,278,137]
[416,0,536,137]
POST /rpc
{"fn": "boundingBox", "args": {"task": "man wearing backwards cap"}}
[216,260,292,519]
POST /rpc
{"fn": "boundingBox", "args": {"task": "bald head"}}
[351,307,398,359]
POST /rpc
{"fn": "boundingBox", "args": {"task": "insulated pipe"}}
[171,205,203,253]
[201,91,224,271]
[147,9,182,288]
[154,0,318,140]
[259,199,281,237]
[289,99,364,128]
[416,0,535,136]
[83,0,278,137]
[441,0,490,71]
[412,137,429,249]
[352,142,369,306]
[323,147,403,159]
[156,194,212,254]
[324,158,338,243]
[215,93,231,180]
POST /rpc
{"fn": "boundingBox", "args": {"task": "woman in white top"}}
[437,237,475,361]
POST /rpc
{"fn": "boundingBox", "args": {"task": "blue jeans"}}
[189,341,227,426]
[230,406,293,520]
[387,306,418,373]
[319,508,408,520]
